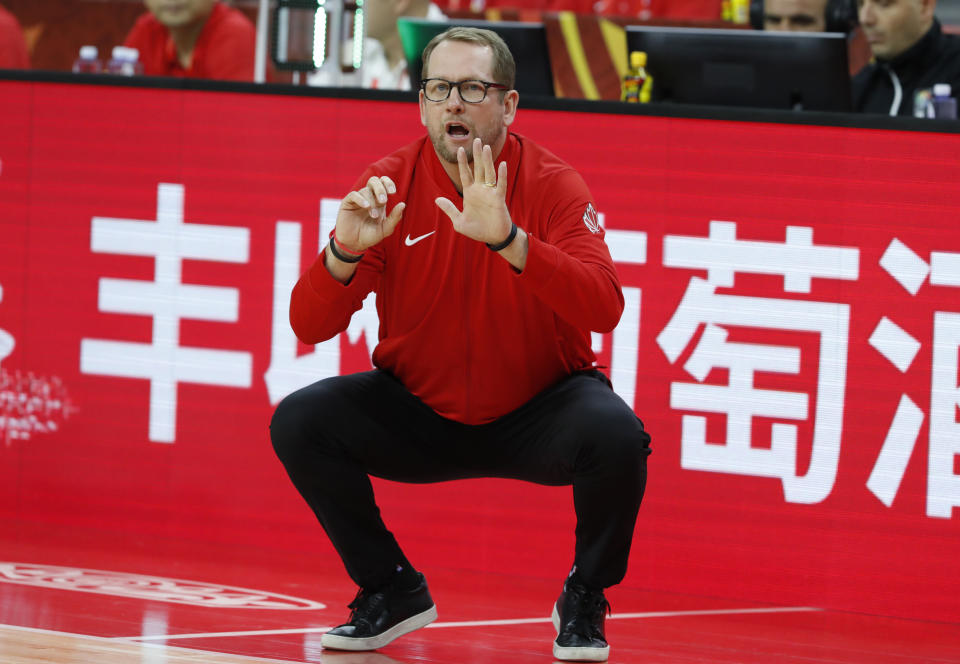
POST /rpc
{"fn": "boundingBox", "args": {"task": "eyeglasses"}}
[420,78,509,103]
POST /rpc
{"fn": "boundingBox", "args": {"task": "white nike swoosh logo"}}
[404,231,436,246]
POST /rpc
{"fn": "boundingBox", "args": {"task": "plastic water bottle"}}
[931,84,957,120]
[72,45,102,74]
[106,46,144,76]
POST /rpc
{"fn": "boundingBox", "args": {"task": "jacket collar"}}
[161,1,226,73]
[876,19,943,84]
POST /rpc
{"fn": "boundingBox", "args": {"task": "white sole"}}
[321,604,437,651]
[551,603,610,662]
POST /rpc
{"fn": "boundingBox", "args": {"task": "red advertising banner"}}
[1,80,958,625]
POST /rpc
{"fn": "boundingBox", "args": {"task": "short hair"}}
[421,26,516,90]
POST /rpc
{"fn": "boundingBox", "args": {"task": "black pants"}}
[270,369,651,591]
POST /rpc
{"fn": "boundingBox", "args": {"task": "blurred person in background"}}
[364,0,446,88]
[754,0,861,32]
[759,0,830,31]
[309,0,446,89]
[0,2,29,69]
[852,0,960,115]
[124,0,256,81]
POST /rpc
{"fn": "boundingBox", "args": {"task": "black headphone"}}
[749,0,858,34]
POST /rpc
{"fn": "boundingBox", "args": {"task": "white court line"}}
[119,606,823,642]
[0,623,303,664]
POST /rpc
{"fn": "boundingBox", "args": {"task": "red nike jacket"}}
[290,133,624,424]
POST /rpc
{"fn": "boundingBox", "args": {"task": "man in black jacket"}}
[852,0,960,116]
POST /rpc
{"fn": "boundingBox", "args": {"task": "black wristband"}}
[486,222,518,252]
[328,239,364,263]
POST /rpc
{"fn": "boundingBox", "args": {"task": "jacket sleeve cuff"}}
[305,251,355,302]
[517,232,559,287]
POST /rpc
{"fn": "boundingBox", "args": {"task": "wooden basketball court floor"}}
[1,520,958,664]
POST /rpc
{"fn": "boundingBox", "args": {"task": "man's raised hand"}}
[335,176,406,252]
[435,138,512,246]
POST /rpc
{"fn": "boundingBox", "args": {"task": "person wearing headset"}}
[851,0,960,116]
[750,0,858,33]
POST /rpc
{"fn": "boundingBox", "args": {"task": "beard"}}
[427,117,506,164]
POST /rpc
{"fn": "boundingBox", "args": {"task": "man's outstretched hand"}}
[435,138,513,247]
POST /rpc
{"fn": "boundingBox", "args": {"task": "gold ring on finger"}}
[483,182,497,188]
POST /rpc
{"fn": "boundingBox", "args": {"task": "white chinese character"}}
[264,198,378,405]
[659,222,859,504]
[864,240,927,509]
[80,184,252,443]
[928,250,960,518]
[866,240,960,518]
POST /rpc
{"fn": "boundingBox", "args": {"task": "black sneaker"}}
[551,578,611,662]
[321,573,437,651]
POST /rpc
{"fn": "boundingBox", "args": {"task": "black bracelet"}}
[328,238,364,263]
[486,222,518,252]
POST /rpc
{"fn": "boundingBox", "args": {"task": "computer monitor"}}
[398,18,555,97]
[625,26,852,112]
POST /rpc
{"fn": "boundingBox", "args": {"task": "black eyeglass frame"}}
[420,78,510,103]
